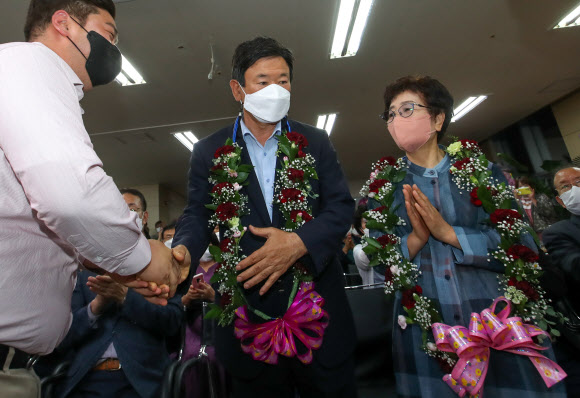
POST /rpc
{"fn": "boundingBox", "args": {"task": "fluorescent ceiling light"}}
[330,0,374,59]
[553,3,580,29]
[316,113,337,135]
[173,131,198,151]
[115,55,146,86]
[451,96,488,123]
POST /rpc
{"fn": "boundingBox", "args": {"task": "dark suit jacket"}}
[173,119,356,379]
[56,270,183,398]
[543,214,580,309]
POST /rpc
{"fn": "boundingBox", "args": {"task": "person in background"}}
[153,220,165,240]
[0,1,189,396]
[120,188,151,239]
[542,166,580,397]
[161,221,177,244]
[514,177,560,240]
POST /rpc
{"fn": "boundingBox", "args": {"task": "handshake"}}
[88,240,191,306]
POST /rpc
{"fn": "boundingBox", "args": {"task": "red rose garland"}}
[205,129,319,329]
[359,138,567,374]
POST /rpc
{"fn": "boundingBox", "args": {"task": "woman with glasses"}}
[371,76,566,397]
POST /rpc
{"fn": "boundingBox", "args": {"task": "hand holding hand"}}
[410,185,459,248]
[236,226,308,295]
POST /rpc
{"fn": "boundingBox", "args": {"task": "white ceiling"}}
[2,0,580,197]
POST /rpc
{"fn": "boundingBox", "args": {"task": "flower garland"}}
[205,118,318,329]
[359,139,566,372]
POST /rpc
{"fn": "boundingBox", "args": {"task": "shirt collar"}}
[35,42,85,102]
[240,119,281,144]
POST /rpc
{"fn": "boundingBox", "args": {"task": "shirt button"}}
[263,152,267,157]
[445,275,450,281]
[431,180,436,185]
[429,170,435,175]
[266,179,270,183]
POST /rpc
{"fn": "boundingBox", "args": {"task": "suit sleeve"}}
[172,140,213,266]
[120,290,183,337]
[294,132,354,276]
[544,225,580,283]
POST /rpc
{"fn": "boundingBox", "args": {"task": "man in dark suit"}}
[55,270,183,398]
[543,166,580,397]
[544,166,580,307]
[173,37,357,398]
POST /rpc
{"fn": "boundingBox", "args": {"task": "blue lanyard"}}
[232,116,291,142]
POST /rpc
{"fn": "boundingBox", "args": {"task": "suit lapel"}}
[235,133,272,227]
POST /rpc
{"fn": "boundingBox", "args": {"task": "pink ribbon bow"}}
[432,296,566,397]
[233,281,329,365]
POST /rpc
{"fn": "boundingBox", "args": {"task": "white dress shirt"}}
[0,42,151,355]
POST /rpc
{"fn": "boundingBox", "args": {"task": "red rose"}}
[470,188,482,206]
[220,292,232,307]
[279,188,304,203]
[452,158,471,170]
[379,156,397,166]
[215,202,239,221]
[369,179,389,194]
[294,261,309,275]
[287,168,305,182]
[290,210,313,223]
[490,209,522,225]
[508,277,540,301]
[437,357,454,374]
[459,139,479,147]
[297,150,306,158]
[402,285,423,309]
[219,238,233,253]
[372,206,388,214]
[377,234,398,248]
[210,163,227,173]
[212,182,234,194]
[506,244,539,263]
[385,267,394,283]
[286,132,308,149]
[214,145,235,159]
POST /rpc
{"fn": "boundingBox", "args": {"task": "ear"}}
[434,112,445,132]
[556,196,566,208]
[229,80,245,103]
[143,211,149,225]
[51,10,72,38]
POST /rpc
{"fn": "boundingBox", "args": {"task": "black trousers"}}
[232,354,357,398]
[68,369,141,398]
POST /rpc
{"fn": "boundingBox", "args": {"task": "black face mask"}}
[68,17,122,87]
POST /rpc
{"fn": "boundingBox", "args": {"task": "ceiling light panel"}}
[173,131,198,151]
[553,3,580,29]
[316,113,338,135]
[116,55,146,86]
[330,0,374,59]
[451,96,488,123]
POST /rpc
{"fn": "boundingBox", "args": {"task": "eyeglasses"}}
[557,179,580,194]
[380,102,431,124]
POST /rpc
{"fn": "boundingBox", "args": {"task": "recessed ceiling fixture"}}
[553,3,580,29]
[116,55,146,86]
[316,113,337,135]
[451,96,488,123]
[330,0,374,59]
[173,131,198,151]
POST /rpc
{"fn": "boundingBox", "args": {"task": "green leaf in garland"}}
[551,328,561,337]
[205,204,218,211]
[235,172,249,184]
[204,304,224,320]
[368,257,381,267]
[477,186,496,214]
[238,164,254,173]
[524,225,541,249]
[209,245,223,263]
[365,237,383,249]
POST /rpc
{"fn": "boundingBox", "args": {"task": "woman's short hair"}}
[383,75,454,141]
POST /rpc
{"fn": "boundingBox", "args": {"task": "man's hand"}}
[87,275,127,315]
[236,226,307,295]
[137,240,191,298]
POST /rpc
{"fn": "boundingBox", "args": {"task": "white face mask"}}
[560,186,580,215]
[520,198,532,210]
[135,215,143,232]
[363,228,370,237]
[164,238,173,248]
[240,83,290,123]
[156,227,162,233]
[200,247,213,263]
